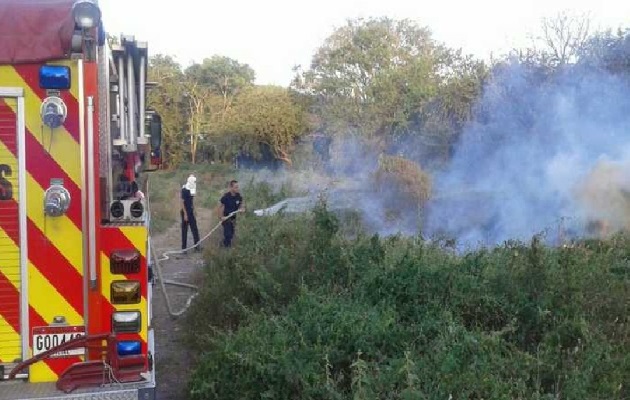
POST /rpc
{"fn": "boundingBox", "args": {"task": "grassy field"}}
[147,165,630,400]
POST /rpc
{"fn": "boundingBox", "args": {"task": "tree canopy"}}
[145,14,629,169]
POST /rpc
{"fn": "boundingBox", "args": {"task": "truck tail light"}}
[117,340,142,356]
[110,249,140,274]
[111,281,141,304]
[112,311,141,333]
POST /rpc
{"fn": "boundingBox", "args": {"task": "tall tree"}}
[220,86,310,166]
[529,10,592,67]
[404,49,488,164]
[180,78,214,165]
[293,17,444,138]
[579,28,630,74]
[183,57,256,163]
[146,54,187,167]
[186,56,255,116]
[294,17,487,164]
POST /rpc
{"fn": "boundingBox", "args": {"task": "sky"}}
[99,0,629,86]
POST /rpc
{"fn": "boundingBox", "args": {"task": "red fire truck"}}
[0,0,161,398]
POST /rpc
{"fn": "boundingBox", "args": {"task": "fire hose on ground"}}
[148,211,238,318]
[146,177,239,317]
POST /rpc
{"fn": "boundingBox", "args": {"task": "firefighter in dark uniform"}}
[181,174,200,251]
[217,180,245,247]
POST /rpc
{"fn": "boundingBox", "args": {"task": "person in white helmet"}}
[180,174,200,251]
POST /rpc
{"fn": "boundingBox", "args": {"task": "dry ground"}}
[151,208,216,400]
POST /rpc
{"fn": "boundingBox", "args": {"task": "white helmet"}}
[183,174,197,196]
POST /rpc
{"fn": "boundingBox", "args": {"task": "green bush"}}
[186,205,630,400]
[185,201,346,349]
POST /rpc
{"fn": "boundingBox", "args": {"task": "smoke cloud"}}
[250,61,630,248]
[424,62,630,247]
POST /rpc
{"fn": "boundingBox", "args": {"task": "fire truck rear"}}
[0,1,161,398]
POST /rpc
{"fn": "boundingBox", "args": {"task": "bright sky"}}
[100,0,629,86]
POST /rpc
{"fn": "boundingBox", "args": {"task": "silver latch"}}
[44,183,71,217]
[40,96,68,129]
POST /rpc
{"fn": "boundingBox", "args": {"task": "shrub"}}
[185,201,347,350]
[186,205,630,400]
[372,154,432,205]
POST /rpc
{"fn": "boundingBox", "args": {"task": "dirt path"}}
[151,208,216,400]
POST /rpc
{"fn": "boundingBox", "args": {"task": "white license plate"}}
[32,326,86,358]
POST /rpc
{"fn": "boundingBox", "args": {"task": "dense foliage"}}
[185,198,629,399]
[142,13,630,399]
[146,15,629,171]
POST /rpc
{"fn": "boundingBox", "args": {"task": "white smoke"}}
[424,62,630,247]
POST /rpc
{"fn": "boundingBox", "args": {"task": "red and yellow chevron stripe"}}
[0,61,85,381]
[0,60,149,383]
